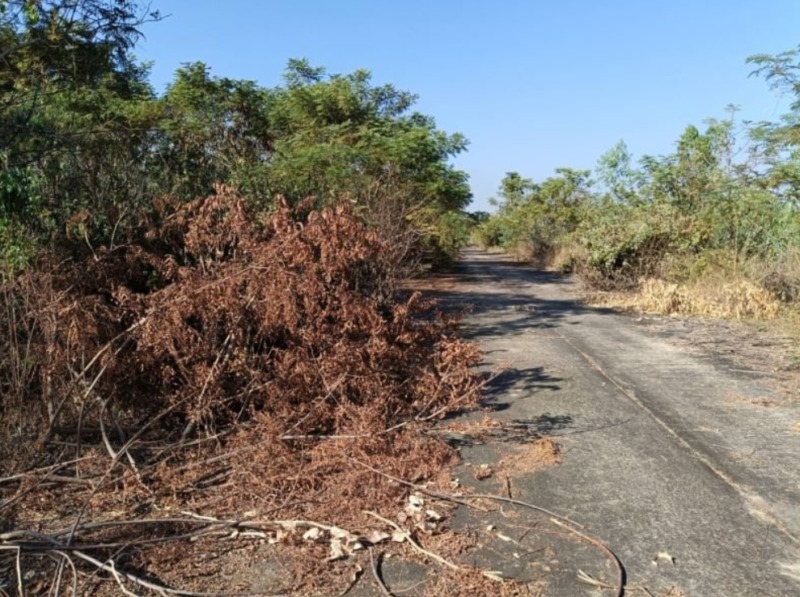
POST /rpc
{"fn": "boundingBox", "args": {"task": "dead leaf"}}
[408,493,425,508]
[474,464,493,480]
[391,530,408,543]
[329,539,346,561]
[330,526,352,540]
[349,540,365,552]
[349,565,363,583]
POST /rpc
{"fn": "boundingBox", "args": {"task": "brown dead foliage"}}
[423,567,544,597]
[4,186,480,452]
[498,438,561,477]
[0,186,486,595]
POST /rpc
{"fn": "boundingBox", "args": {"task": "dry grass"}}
[550,243,590,274]
[754,246,800,303]
[591,276,780,320]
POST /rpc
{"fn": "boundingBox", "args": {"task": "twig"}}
[70,550,275,596]
[104,556,142,597]
[0,456,92,485]
[66,392,198,545]
[470,494,583,529]
[51,555,65,597]
[369,548,394,597]
[363,511,459,571]
[15,546,23,597]
[577,569,615,589]
[550,519,625,597]
[52,551,78,597]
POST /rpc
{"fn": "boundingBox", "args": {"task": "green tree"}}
[596,140,642,204]
[155,62,273,201]
[265,60,471,216]
[0,0,161,261]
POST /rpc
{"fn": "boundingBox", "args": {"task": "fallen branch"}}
[551,519,625,597]
[363,511,459,571]
[71,549,273,597]
[369,548,395,597]
[350,457,576,524]
[353,457,627,595]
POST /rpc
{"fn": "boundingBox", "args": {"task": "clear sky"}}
[138,1,800,211]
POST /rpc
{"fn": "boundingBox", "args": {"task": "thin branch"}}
[349,457,574,522]
[550,519,625,597]
[369,548,394,597]
[363,511,459,571]
[70,550,278,597]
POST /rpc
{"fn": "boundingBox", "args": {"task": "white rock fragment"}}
[391,530,408,543]
[366,530,391,544]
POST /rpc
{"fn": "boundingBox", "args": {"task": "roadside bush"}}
[473,216,506,249]
[755,246,800,303]
[573,204,678,288]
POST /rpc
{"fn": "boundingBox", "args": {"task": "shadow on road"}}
[420,253,616,340]
[484,365,562,401]
[442,412,576,448]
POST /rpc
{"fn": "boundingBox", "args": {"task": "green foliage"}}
[481,50,800,296]
[0,3,473,269]
[435,210,476,257]
[476,169,592,260]
[264,60,471,216]
[156,62,273,201]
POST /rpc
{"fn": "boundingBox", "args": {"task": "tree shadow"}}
[419,250,595,447]
[442,413,575,448]
[483,366,562,398]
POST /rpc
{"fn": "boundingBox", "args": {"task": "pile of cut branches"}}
[0,186,487,595]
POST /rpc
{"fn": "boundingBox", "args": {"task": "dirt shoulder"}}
[624,314,800,401]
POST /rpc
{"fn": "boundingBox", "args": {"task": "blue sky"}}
[138,1,800,211]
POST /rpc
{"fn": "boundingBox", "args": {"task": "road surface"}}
[434,248,800,597]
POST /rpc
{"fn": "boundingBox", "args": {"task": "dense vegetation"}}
[0,0,474,276]
[477,47,800,317]
[0,3,492,595]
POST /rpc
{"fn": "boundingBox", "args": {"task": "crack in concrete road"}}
[435,248,800,597]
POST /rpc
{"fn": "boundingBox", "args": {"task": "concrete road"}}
[436,248,800,597]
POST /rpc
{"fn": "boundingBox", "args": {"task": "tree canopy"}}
[0,2,473,271]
